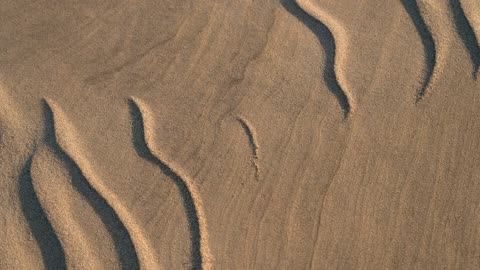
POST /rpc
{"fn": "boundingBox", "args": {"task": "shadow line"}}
[449,0,480,78]
[401,0,437,99]
[280,0,351,117]
[42,100,140,270]
[19,155,67,270]
[236,117,260,180]
[128,99,203,269]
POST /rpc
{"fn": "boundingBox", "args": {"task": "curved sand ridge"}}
[414,0,452,101]
[31,101,139,269]
[0,86,59,269]
[293,0,354,116]
[460,0,480,70]
[31,146,107,269]
[41,98,160,269]
[461,0,480,42]
[401,0,438,100]
[236,116,260,181]
[411,0,479,100]
[451,0,480,78]
[129,97,213,270]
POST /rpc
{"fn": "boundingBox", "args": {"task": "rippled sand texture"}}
[1,0,480,269]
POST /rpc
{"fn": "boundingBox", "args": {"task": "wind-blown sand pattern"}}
[2,0,480,269]
[0,87,58,269]
[282,0,354,117]
[450,0,480,78]
[20,155,67,270]
[401,0,438,100]
[460,0,480,64]
[129,97,212,270]
[406,0,454,101]
[32,146,117,269]
[40,99,159,270]
[236,116,260,180]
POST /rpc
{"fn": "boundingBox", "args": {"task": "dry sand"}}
[1,0,480,269]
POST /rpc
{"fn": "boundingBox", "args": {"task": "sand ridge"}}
[1,0,480,269]
[41,98,159,269]
[236,116,260,181]
[129,96,213,269]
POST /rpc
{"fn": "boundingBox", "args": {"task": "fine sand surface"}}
[1,0,480,269]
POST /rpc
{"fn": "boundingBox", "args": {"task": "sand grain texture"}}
[1,0,480,269]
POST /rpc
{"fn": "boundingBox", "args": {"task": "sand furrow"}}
[42,98,160,269]
[410,0,453,101]
[31,146,106,269]
[401,0,438,100]
[38,100,140,269]
[236,116,260,180]
[19,155,67,270]
[281,0,353,118]
[460,0,480,68]
[0,86,52,269]
[128,97,212,270]
[450,0,480,78]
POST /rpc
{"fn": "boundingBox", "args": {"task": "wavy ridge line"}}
[287,0,354,117]
[450,0,480,79]
[40,100,139,269]
[36,102,141,269]
[31,146,105,269]
[0,85,63,269]
[401,0,438,100]
[128,97,212,270]
[42,98,160,270]
[236,116,260,180]
[19,155,67,270]
[412,0,452,101]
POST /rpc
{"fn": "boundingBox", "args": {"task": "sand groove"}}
[19,155,67,270]
[31,146,109,269]
[2,0,480,269]
[0,86,58,268]
[128,97,212,270]
[41,98,160,269]
[236,116,260,180]
[450,0,480,78]
[401,0,438,100]
[38,100,140,269]
[408,0,453,101]
[281,0,353,117]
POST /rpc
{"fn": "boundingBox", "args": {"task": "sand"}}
[1,0,480,269]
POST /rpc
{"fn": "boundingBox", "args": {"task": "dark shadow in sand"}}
[401,0,437,99]
[281,0,351,117]
[19,155,67,270]
[128,99,203,269]
[449,0,480,78]
[42,100,140,270]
